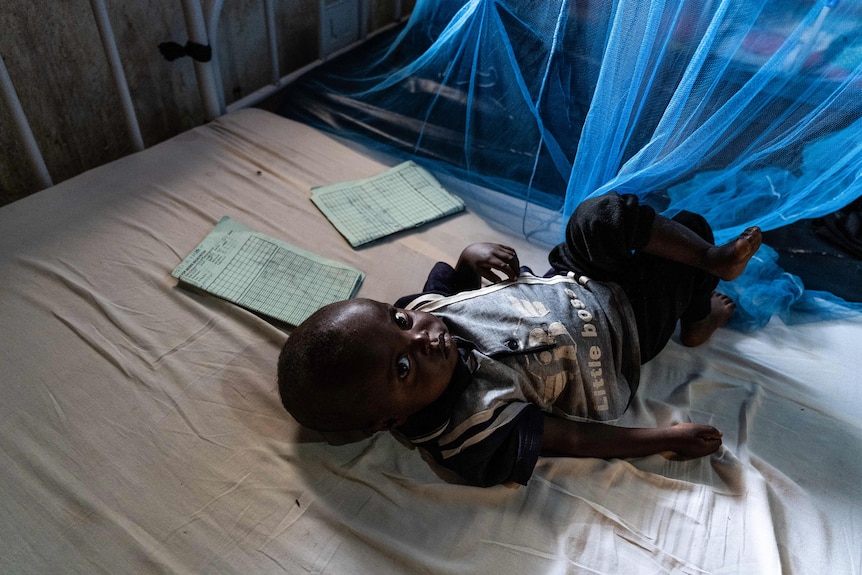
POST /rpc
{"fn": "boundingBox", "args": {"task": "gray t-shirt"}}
[397,271,640,486]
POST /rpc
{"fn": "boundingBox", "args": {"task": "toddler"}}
[278,192,762,486]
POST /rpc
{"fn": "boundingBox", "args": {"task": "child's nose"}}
[409,330,432,354]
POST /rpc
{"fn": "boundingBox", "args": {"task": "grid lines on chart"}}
[206,235,357,324]
[316,167,462,245]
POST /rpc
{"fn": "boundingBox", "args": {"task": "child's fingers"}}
[698,426,723,440]
[492,246,519,280]
[480,268,505,284]
[475,260,513,283]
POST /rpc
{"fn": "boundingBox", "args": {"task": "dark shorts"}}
[548,192,718,363]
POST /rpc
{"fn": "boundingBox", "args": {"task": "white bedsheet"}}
[1,108,860,574]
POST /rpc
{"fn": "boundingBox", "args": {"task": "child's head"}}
[278,298,459,434]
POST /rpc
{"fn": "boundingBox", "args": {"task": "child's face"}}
[339,299,459,431]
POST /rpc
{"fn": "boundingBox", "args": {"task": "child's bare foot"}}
[680,292,735,347]
[706,227,762,281]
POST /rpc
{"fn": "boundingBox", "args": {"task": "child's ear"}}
[365,416,408,433]
[320,429,374,445]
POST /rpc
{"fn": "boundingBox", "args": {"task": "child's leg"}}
[678,292,736,347]
[642,214,762,281]
[548,192,687,361]
[641,212,762,348]
[643,211,732,347]
[548,192,656,282]
[547,191,763,283]
[549,192,762,362]
[626,210,720,360]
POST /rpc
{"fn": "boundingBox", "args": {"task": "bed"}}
[2,105,861,574]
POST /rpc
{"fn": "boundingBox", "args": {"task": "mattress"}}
[1,108,860,574]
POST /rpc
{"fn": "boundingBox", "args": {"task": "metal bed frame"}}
[1,0,406,192]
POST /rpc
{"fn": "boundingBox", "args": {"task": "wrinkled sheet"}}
[1,109,860,574]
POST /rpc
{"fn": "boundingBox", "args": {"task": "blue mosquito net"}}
[280,0,862,329]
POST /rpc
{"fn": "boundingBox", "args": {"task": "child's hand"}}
[457,243,520,284]
[662,423,723,460]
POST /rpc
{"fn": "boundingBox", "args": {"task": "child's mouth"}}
[438,332,449,358]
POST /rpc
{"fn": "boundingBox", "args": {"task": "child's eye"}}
[393,310,410,329]
[396,355,411,379]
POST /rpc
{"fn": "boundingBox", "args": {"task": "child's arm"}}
[454,243,520,290]
[540,415,722,460]
[398,243,522,307]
